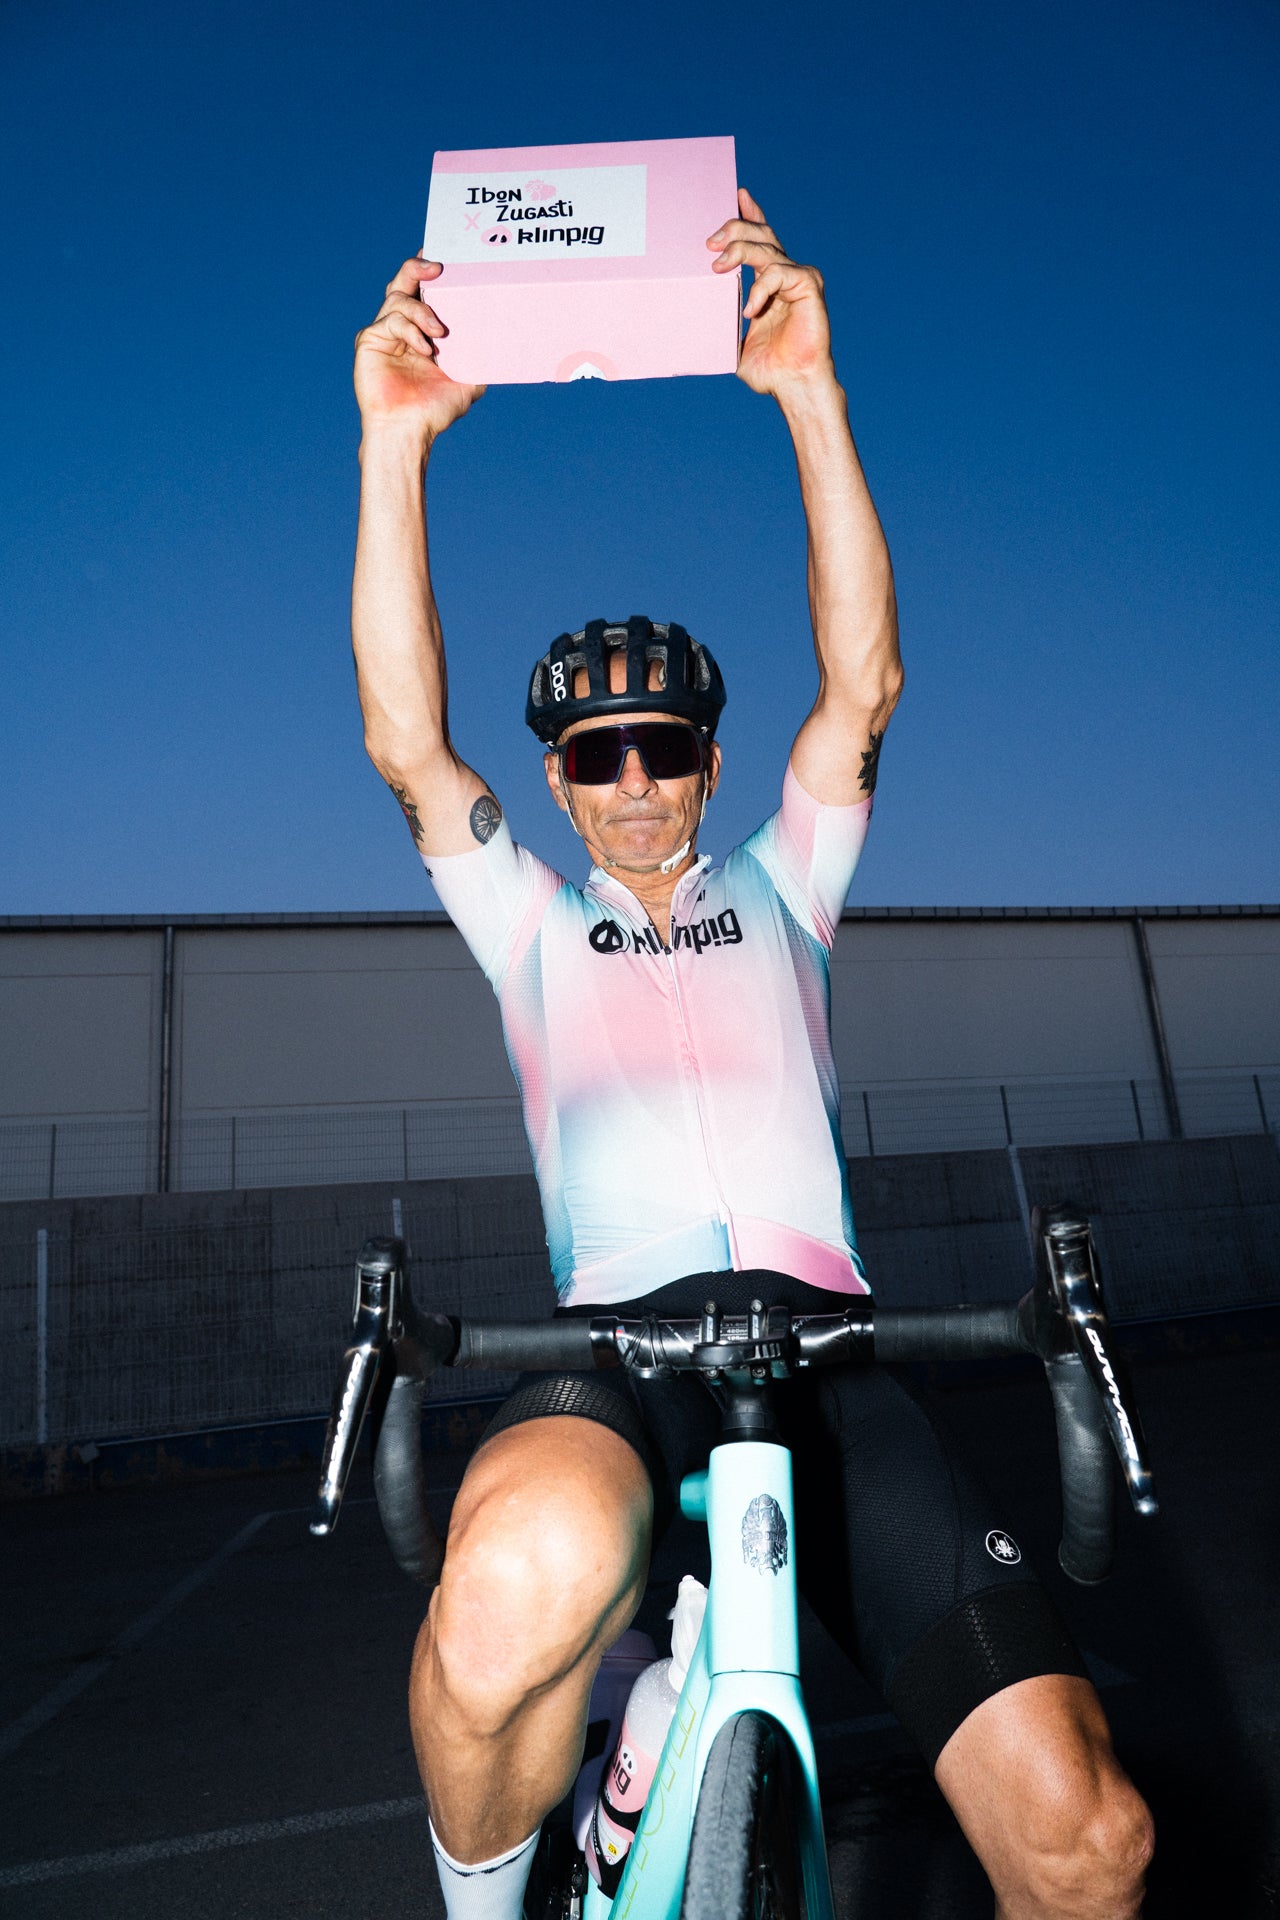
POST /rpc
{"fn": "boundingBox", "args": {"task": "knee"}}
[421,1426,650,1732]
[1022,1777,1154,1917]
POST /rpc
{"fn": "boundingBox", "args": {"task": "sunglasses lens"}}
[637,724,702,778]
[563,724,702,784]
[562,731,622,783]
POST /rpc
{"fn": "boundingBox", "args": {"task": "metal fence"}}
[0,1189,553,1451]
[3,1127,1277,1452]
[3,1072,1277,1205]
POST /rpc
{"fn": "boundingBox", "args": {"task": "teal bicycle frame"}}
[588,1432,833,1920]
[312,1219,1160,1915]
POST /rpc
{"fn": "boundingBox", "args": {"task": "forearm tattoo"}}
[388,782,425,846]
[470,794,502,843]
[859,729,884,796]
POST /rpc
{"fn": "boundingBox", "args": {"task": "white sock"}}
[430,1821,539,1920]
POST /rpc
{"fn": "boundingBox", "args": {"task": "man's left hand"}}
[708,189,835,398]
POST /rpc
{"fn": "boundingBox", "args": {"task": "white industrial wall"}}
[2,931,165,1125]
[2,910,1277,1198]
[830,918,1160,1084]
[174,925,512,1111]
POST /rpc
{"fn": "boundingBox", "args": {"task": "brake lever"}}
[310,1238,406,1536]
[1041,1211,1158,1518]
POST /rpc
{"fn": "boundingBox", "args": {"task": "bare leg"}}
[411,1416,653,1863]
[934,1674,1154,1918]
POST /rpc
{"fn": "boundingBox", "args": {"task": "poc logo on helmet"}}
[549,659,568,702]
[589,918,627,954]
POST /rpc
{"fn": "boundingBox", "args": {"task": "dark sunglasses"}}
[558,722,706,786]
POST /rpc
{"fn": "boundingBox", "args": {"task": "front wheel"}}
[680,1712,808,1920]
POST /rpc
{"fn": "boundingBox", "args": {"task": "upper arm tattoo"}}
[470,794,502,844]
[388,782,425,846]
[858,729,884,796]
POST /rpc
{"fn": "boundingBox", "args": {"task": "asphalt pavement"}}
[1,1346,1276,1918]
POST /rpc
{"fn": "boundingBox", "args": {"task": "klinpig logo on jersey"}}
[588,909,743,957]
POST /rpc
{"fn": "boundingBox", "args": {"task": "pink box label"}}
[425,164,649,263]
[421,136,739,386]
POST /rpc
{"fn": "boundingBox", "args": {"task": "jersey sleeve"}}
[421,818,564,989]
[736,761,873,948]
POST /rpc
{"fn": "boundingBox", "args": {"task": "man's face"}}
[542,655,721,875]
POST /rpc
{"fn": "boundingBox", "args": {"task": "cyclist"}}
[351,190,1154,1919]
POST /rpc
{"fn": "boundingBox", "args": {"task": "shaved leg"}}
[411,1416,652,1863]
[934,1674,1154,1918]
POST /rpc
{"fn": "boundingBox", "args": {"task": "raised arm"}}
[352,257,501,855]
[709,192,903,805]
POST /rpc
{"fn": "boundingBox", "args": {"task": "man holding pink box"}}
[350,182,1152,1919]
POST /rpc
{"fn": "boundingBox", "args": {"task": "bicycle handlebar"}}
[310,1203,1157,1588]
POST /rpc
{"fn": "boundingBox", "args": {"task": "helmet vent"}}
[525,616,725,742]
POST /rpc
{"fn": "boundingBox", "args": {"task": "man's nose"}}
[616,748,656,794]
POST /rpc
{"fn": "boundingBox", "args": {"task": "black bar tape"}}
[372,1370,445,1587]
[449,1318,612,1371]
[873,1304,1028,1363]
[1047,1352,1116,1584]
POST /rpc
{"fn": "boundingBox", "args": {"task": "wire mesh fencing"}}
[3,1126,1277,1452]
[838,1076,1176,1158]
[0,1118,156,1205]
[0,1185,556,1451]
[2,1072,1277,1205]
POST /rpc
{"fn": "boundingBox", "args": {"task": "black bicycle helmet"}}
[525,615,726,745]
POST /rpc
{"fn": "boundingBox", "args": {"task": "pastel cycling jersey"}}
[425,763,873,1307]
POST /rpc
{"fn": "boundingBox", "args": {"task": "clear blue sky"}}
[2,0,1277,913]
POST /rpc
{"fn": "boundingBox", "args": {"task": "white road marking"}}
[0,1512,274,1763]
[0,1485,461,1765]
[0,1797,424,1886]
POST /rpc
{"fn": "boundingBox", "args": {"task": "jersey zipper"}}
[660,873,737,1254]
[593,865,735,1251]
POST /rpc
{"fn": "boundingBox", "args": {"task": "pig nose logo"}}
[589,919,626,955]
[483,227,508,245]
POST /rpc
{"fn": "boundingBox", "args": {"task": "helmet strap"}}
[658,773,709,874]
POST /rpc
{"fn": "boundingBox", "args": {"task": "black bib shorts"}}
[484,1269,1088,1768]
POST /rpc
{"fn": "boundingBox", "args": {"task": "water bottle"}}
[584,1577,707,1897]
[571,1628,657,1850]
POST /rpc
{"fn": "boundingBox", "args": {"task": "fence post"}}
[157,924,176,1192]
[1254,1074,1271,1133]
[402,1108,410,1182]
[1006,1144,1037,1273]
[1130,1080,1145,1140]
[861,1090,875,1157]
[999,1084,1013,1146]
[1132,916,1183,1139]
[36,1228,49,1446]
[47,1123,58,1201]
[230,1115,237,1191]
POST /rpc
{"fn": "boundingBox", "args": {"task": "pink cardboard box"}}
[421,136,740,385]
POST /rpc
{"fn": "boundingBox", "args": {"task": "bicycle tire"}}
[680,1712,807,1920]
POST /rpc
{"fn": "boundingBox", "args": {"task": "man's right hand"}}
[354,257,484,439]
